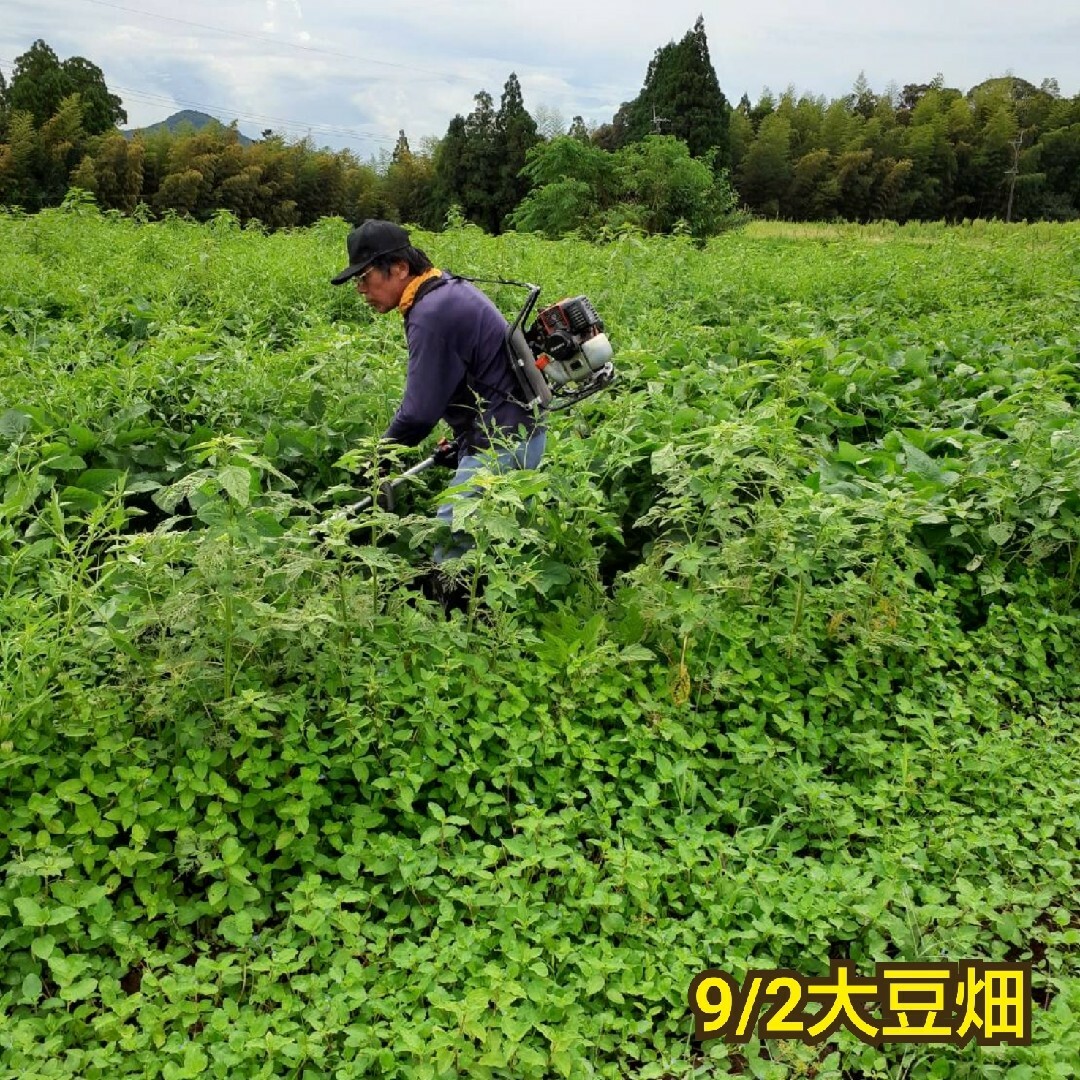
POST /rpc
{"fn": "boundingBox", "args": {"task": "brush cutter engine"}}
[527,296,613,390]
[488,277,617,411]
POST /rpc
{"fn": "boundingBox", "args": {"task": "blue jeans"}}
[434,428,547,564]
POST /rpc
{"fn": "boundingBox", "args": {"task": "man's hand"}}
[433,438,459,469]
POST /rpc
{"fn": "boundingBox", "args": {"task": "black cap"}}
[330,220,411,285]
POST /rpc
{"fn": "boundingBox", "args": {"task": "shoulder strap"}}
[445,272,552,412]
[451,272,537,291]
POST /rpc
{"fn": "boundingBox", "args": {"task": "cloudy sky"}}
[3,0,1077,157]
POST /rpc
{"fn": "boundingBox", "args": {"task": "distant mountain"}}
[121,110,256,145]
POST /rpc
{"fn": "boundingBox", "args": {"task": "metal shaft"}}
[340,454,437,514]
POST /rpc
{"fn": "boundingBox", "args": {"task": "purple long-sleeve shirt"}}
[381,275,540,453]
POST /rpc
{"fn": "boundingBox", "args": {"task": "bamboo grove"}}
[2,26,1079,233]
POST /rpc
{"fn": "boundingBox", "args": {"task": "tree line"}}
[1,28,1078,235]
[731,74,1079,223]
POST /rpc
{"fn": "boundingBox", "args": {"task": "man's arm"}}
[382,321,466,447]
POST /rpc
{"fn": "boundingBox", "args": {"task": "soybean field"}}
[1,205,1079,1079]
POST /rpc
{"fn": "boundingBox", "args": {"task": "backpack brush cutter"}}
[319,279,616,524]
[503,281,617,412]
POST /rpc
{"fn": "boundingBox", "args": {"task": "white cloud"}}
[2,0,1076,156]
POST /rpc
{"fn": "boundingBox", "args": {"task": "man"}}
[330,219,546,568]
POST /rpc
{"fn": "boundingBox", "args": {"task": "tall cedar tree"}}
[432,114,471,225]
[461,90,500,233]
[494,73,540,231]
[434,75,538,233]
[431,91,498,229]
[622,16,730,166]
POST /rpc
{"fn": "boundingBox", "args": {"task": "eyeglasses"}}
[353,265,379,289]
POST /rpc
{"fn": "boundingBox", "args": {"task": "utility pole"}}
[1005,130,1025,223]
[651,105,669,134]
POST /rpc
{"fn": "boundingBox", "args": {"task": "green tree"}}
[787,149,837,219]
[848,72,878,119]
[509,136,610,236]
[494,73,540,230]
[749,89,777,133]
[5,41,66,128]
[728,98,754,176]
[516,136,611,192]
[340,157,384,224]
[390,130,410,163]
[861,95,904,161]
[137,126,175,205]
[59,56,126,135]
[36,94,87,204]
[1032,122,1080,217]
[432,114,470,224]
[433,89,506,231]
[247,136,300,228]
[833,149,875,220]
[383,130,438,228]
[6,40,124,134]
[620,16,731,164]
[898,79,940,120]
[874,156,914,219]
[819,98,855,156]
[292,143,347,224]
[509,176,595,238]
[0,110,38,207]
[213,142,268,221]
[152,128,224,217]
[72,130,145,212]
[784,91,826,160]
[154,168,205,216]
[591,102,632,152]
[738,111,792,216]
[512,134,734,238]
[614,135,731,233]
[463,89,501,231]
[900,88,960,218]
[969,94,1017,216]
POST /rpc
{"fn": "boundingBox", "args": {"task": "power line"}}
[0,56,396,145]
[79,0,481,86]
[112,84,396,143]
[5,0,492,149]
[0,10,630,146]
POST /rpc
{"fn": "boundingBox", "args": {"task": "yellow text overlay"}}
[688,961,1031,1046]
